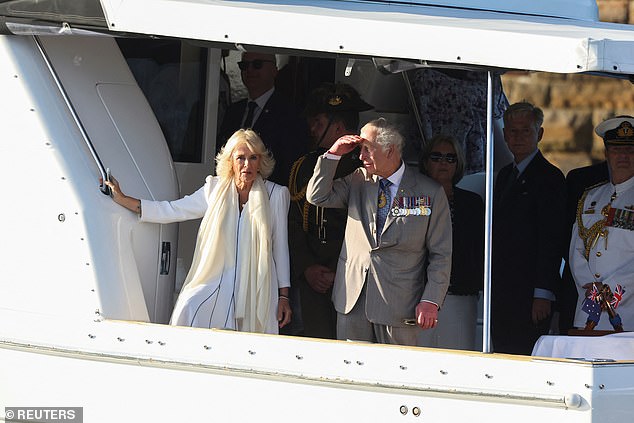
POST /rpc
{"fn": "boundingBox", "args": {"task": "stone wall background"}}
[500,1,634,174]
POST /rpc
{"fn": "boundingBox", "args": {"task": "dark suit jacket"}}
[289,148,361,281]
[450,187,484,295]
[218,90,308,186]
[491,151,566,354]
[558,161,609,333]
[288,148,361,338]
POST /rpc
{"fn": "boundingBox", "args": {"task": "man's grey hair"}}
[503,101,544,130]
[366,117,404,156]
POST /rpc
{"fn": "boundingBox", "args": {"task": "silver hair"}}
[366,117,404,156]
[503,101,544,130]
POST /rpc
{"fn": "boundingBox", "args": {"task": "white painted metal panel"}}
[360,0,599,21]
[99,0,634,74]
[0,35,181,322]
[96,83,179,323]
[0,35,101,319]
[2,309,633,422]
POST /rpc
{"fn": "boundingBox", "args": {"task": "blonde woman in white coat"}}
[104,129,292,334]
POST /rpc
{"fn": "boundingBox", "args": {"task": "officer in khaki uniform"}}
[288,83,372,339]
[570,116,634,331]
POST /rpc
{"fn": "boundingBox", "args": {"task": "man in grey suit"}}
[307,118,452,346]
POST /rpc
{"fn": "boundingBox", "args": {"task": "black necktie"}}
[500,166,519,202]
[244,101,257,128]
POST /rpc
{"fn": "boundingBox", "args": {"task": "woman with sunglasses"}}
[418,134,484,350]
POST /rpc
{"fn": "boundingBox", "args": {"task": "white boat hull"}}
[2,3,634,421]
[1,309,633,422]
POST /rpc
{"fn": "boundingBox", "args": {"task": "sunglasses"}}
[429,152,458,163]
[238,59,275,71]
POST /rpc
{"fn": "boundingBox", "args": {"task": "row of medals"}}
[390,196,431,217]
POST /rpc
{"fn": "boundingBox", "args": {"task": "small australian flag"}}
[582,298,601,323]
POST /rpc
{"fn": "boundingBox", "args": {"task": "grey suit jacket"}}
[307,156,452,326]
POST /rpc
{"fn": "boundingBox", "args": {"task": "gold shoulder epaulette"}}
[288,155,307,201]
[288,154,311,232]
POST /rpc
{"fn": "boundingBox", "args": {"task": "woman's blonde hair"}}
[215,129,275,180]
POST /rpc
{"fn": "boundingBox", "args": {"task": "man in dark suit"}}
[307,118,452,346]
[218,51,308,186]
[492,102,566,355]
[558,160,609,334]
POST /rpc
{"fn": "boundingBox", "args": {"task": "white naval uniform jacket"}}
[570,176,634,331]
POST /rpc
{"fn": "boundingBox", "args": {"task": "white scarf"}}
[181,175,272,333]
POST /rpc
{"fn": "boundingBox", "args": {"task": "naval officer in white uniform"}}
[570,116,634,331]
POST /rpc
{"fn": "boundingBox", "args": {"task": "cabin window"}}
[117,38,208,163]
